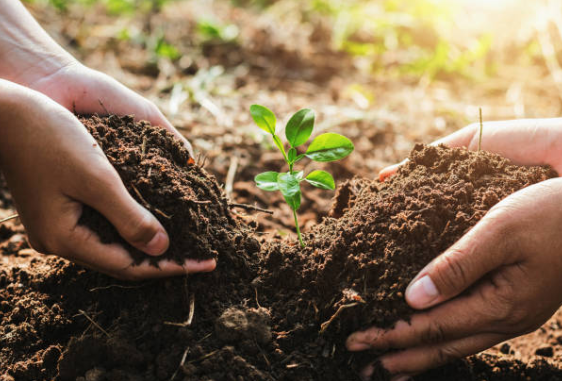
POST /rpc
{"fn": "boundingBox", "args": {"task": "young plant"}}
[250,105,354,247]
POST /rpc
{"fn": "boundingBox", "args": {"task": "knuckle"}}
[434,345,462,366]
[422,320,446,345]
[27,230,59,255]
[123,210,156,245]
[27,235,48,254]
[433,249,469,294]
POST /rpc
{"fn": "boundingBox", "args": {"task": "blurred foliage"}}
[306,0,492,80]
[23,0,171,14]
[197,19,240,43]
[27,0,495,81]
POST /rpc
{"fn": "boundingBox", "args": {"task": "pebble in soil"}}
[77,115,258,265]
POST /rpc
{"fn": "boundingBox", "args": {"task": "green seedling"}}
[250,105,354,248]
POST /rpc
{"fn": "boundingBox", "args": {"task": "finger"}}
[433,118,562,171]
[63,223,216,279]
[70,69,194,157]
[376,333,508,376]
[347,291,496,351]
[404,205,516,310]
[72,162,169,256]
[115,258,217,280]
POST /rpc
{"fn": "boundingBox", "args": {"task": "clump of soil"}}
[262,144,557,349]
[78,115,255,265]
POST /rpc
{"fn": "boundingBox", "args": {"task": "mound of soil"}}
[78,115,254,265]
[1,127,561,381]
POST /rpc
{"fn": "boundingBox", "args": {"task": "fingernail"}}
[406,275,439,309]
[144,231,167,256]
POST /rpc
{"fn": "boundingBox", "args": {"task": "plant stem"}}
[292,209,305,248]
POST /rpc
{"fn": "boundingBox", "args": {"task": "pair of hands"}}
[0,55,215,280]
[346,119,562,380]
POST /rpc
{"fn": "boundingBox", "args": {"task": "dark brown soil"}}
[1,132,561,381]
[78,115,253,265]
[262,143,558,339]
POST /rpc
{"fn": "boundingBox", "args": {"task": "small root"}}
[78,309,110,338]
[225,155,239,199]
[169,347,190,381]
[0,214,19,224]
[187,350,219,364]
[229,203,273,215]
[187,199,212,205]
[131,184,150,209]
[89,283,149,292]
[319,303,360,334]
[154,208,172,219]
[164,278,195,327]
[141,135,148,159]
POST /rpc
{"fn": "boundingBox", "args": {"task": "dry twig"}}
[169,347,190,381]
[78,309,110,338]
[0,214,19,224]
[164,277,196,327]
[319,303,359,334]
[228,203,273,215]
[225,155,239,199]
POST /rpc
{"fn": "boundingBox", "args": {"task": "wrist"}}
[0,1,78,87]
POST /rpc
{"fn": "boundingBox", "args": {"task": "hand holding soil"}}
[0,79,214,279]
[0,1,214,279]
[348,119,562,379]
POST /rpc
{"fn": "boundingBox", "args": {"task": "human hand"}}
[26,61,194,156]
[347,119,562,380]
[0,79,214,280]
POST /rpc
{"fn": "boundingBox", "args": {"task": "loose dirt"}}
[0,118,560,381]
[78,115,256,265]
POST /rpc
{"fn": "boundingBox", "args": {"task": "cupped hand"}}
[0,79,214,280]
[26,61,194,156]
[347,119,562,380]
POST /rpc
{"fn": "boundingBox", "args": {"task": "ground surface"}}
[1,0,562,379]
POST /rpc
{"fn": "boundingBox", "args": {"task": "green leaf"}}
[294,153,306,163]
[278,173,301,210]
[305,133,354,162]
[255,171,279,191]
[295,170,304,179]
[285,108,315,148]
[288,147,297,163]
[250,105,276,135]
[305,170,335,190]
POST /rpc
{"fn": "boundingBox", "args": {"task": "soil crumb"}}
[78,115,251,265]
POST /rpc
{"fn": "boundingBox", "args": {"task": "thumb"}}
[405,208,512,310]
[78,172,170,256]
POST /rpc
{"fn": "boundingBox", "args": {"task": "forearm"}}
[0,0,75,87]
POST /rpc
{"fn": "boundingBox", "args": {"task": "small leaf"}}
[305,133,354,162]
[255,171,279,191]
[305,170,335,190]
[288,147,297,163]
[278,173,301,210]
[250,105,276,135]
[295,170,304,179]
[285,108,315,148]
[294,153,306,163]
